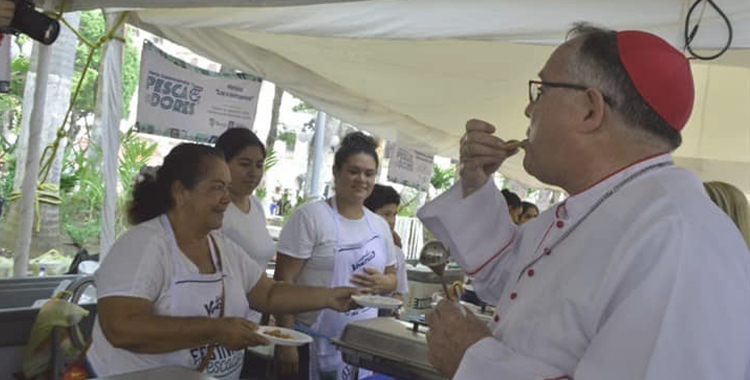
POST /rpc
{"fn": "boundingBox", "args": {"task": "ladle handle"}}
[441,278,453,300]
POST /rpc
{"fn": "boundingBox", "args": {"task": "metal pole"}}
[13,43,51,277]
[309,111,326,198]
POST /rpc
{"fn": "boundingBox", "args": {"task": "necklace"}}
[516,161,673,282]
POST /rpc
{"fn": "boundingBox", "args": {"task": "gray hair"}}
[564,22,681,150]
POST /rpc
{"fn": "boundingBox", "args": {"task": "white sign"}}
[136,41,262,143]
[387,144,434,191]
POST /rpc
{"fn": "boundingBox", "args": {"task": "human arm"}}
[248,275,356,314]
[417,176,519,305]
[97,296,269,353]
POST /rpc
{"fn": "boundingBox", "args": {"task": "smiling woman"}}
[88,143,359,380]
[274,132,400,380]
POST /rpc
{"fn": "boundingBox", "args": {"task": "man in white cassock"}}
[417,23,750,380]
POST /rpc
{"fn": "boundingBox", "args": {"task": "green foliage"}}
[431,165,455,192]
[397,187,420,217]
[60,143,104,248]
[116,129,157,230]
[0,135,16,203]
[0,54,30,123]
[264,147,279,172]
[71,11,140,119]
[278,131,296,150]
[60,131,157,250]
[291,100,316,113]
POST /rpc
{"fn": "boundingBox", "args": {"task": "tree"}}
[265,85,284,150]
[0,10,141,263]
[71,11,139,138]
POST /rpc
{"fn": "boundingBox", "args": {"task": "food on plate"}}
[264,329,293,340]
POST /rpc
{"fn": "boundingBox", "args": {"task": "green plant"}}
[116,129,157,232]
[60,142,104,248]
[278,131,296,151]
[397,187,420,217]
[291,100,316,114]
[264,147,279,172]
[431,165,455,192]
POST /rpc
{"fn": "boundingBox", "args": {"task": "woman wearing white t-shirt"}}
[88,143,357,380]
[215,128,276,323]
[274,132,399,380]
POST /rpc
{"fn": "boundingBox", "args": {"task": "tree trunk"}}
[265,84,284,149]
[0,12,80,259]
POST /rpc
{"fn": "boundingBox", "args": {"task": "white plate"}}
[351,294,403,309]
[256,326,313,347]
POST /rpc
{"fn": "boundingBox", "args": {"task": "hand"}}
[0,1,14,29]
[326,286,359,312]
[459,119,524,197]
[216,317,270,350]
[274,345,299,376]
[425,299,492,378]
[350,268,396,295]
[392,230,403,249]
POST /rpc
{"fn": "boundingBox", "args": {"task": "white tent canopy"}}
[56,0,750,192]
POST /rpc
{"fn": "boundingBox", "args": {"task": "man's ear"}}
[578,88,607,133]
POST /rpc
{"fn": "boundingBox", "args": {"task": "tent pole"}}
[13,43,51,277]
[309,111,326,199]
[97,10,125,259]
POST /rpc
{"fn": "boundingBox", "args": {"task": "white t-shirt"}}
[88,218,264,377]
[277,200,397,325]
[222,196,276,268]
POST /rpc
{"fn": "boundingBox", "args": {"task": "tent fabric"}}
[59,0,750,192]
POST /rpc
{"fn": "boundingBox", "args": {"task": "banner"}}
[387,143,434,192]
[136,41,262,143]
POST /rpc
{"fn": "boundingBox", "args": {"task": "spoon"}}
[418,240,453,300]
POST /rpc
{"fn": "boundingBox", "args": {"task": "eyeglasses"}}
[528,80,615,105]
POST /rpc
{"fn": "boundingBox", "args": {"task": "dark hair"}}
[127,143,223,225]
[521,201,539,214]
[566,23,681,149]
[501,189,522,209]
[364,184,400,212]
[214,128,266,162]
[334,131,379,170]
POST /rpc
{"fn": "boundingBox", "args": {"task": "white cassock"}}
[417,154,750,380]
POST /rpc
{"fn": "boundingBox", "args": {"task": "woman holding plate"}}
[274,132,399,380]
[88,143,356,380]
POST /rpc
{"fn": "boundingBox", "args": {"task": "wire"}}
[684,0,733,60]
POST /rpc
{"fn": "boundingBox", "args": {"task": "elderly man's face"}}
[522,41,582,185]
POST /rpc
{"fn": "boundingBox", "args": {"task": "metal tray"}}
[332,318,447,380]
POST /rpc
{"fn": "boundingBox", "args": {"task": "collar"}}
[555,153,673,221]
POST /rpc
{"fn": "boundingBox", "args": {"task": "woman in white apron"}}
[88,143,358,380]
[215,128,276,324]
[275,132,400,380]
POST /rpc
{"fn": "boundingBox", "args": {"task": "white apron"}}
[309,200,389,380]
[159,215,250,380]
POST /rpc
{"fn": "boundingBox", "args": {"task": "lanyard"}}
[516,161,673,282]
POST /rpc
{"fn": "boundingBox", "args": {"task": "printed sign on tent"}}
[386,143,434,192]
[135,41,262,143]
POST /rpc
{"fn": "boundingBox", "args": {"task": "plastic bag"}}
[21,291,90,379]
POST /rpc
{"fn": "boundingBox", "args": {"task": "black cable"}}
[684,0,733,60]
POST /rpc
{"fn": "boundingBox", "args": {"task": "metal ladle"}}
[418,240,453,300]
